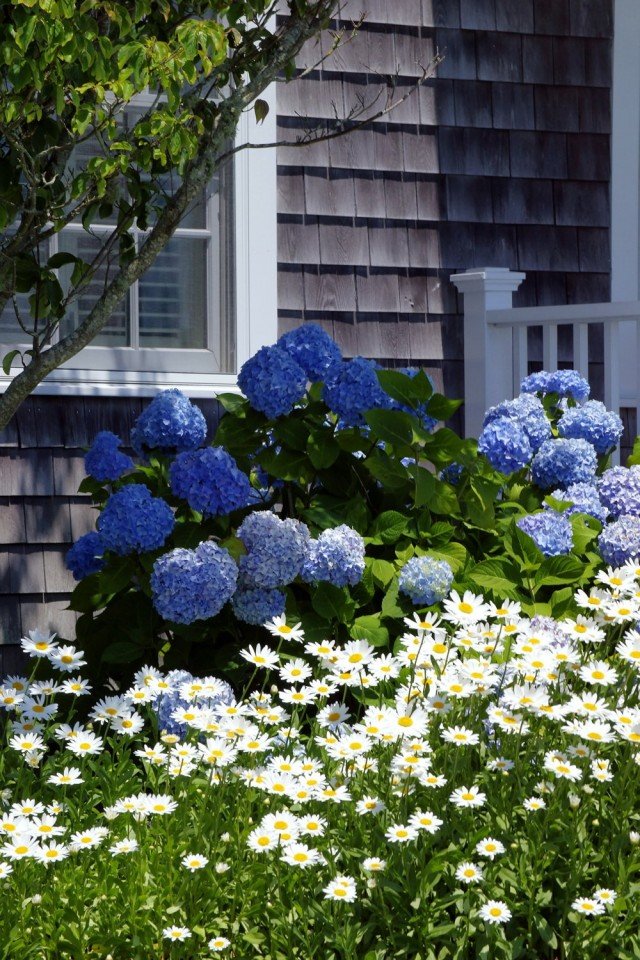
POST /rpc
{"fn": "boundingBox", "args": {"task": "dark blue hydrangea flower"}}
[153,669,234,736]
[531,438,597,490]
[84,431,133,482]
[323,357,393,427]
[598,516,640,566]
[478,417,532,474]
[598,465,640,519]
[277,323,343,381]
[131,390,207,457]
[440,462,464,485]
[520,369,590,404]
[558,400,623,455]
[231,585,286,625]
[398,556,453,606]
[66,532,106,581]
[151,541,238,624]
[237,511,310,588]
[238,344,307,419]
[300,524,365,587]
[516,512,573,556]
[97,484,174,555]
[548,482,608,523]
[169,447,253,516]
[483,394,551,453]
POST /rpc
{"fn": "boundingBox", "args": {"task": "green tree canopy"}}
[0,0,345,425]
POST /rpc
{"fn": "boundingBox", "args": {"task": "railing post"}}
[450,268,526,439]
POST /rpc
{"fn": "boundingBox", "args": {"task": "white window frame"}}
[0,86,278,398]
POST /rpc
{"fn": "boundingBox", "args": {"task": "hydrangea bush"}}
[66,329,628,685]
[2,566,640,959]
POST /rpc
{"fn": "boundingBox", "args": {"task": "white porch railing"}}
[451,268,640,465]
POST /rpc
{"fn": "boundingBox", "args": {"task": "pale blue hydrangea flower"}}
[301,525,365,587]
[66,532,106,581]
[531,438,597,490]
[398,556,453,606]
[237,512,310,588]
[277,323,342,381]
[231,585,286,625]
[521,369,590,403]
[598,465,640,519]
[598,516,640,566]
[483,394,551,452]
[322,357,393,427]
[131,390,207,456]
[238,344,307,419]
[478,417,532,474]
[151,541,238,624]
[84,431,133,482]
[558,400,623,455]
[516,512,573,556]
[97,484,174,555]
[548,482,608,523]
[169,447,253,516]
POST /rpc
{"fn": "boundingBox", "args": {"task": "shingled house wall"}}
[276,0,613,400]
[0,0,614,666]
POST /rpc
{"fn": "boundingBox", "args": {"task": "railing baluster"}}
[604,318,621,466]
[542,324,558,371]
[574,322,590,380]
[513,324,528,392]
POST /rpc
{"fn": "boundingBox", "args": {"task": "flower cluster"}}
[237,344,308,419]
[169,447,253,516]
[558,400,623,455]
[277,323,342,381]
[516,511,574,557]
[477,418,532,474]
[598,465,640,519]
[521,369,590,403]
[65,532,105,581]
[84,431,133,482]
[150,542,238,624]
[130,389,207,456]
[398,556,454,605]
[322,357,392,427]
[598,515,640,566]
[548,482,608,523]
[237,512,310,589]
[97,485,174,555]
[153,670,234,737]
[531,438,597,490]
[231,585,287,626]
[301,525,365,588]
[483,394,551,452]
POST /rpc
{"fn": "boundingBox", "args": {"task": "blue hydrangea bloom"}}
[531,438,597,490]
[84,431,133,482]
[169,447,253,516]
[598,465,640,519]
[151,541,238,624]
[398,556,454,606]
[277,323,343,381]
[237,511,310,588]
[521,369,590,404]
[231,585,287,625]
[483,394,551,452]
[300,524,365,587]
[558,400,623,455]
[66,532,106,581]
[478,417,532,474]
[440,462,464,485]
[238,344,307,419]
[97,484,174,555]
[548,482,608,523]
[516,512,573,556]
[153,669,234,736]
[322,357,393,427]
[131,390,207,456]
[598,516,640,566]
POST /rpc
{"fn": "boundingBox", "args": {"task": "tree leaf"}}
[1,350,21,376]
[254,98,269,123]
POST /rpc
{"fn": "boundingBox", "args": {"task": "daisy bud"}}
[366,878,377,889]
[569,793,580,808]
[221,832,230,842]
[215,862,230,874]
[630,831,640,844]
[32,895,42,905]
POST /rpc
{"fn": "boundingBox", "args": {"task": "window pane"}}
[58,232,130,346]
[0,292,32,344]
[138,237,207,348]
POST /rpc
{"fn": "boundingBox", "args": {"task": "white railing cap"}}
[450,267,526,294]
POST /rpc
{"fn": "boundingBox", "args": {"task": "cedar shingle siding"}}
[0,1,614,657]
[276,0,613,400]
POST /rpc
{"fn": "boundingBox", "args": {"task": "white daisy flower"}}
[323,875,357,902]
[456,861,483,884]
[479,900,512,924]
[572,897,605,916]
[163,926,191,941]
[181,853,208,872]
[475,837,505,860]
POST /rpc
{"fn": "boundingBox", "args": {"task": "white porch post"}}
[450,268,526,439]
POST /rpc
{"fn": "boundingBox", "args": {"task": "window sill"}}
[0,367,241,398]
